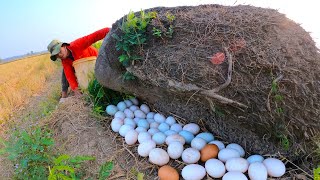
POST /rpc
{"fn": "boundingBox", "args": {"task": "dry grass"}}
[0,54,59,124]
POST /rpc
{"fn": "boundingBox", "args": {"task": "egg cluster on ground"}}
[106,98,286,180]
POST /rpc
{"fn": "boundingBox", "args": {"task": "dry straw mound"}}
[96,4,320,170]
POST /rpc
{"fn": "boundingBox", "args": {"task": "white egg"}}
[106,105,118,116]
[165,116,176,126]
[170,123,183,132]
[129,105,139,111]
[140,104,150,114]
[205,159,226,178]
[135,127,147,133]
[263,158,286,177]
[225,157,249,173]
[134,110,146,119]
[196,132,214,143]
[191,137,207,151]
[182,148,200,164]
[182,164,206,180]
[218,148,241,162]
[125,130,138,145]
[137,119,149,129]
[129,98,139,105]
[124,118,136,128]
[119,124,134,137]
[124,99,133,107]
[167,141,184,159]
[152,132,166,145]
[248,162,267,180]
[183,123,200,135]
[117,101,127,111]
[209,140,225,150]
[158,122,170,132]
[154,113,166,123]
[138,132,151,143]
[111,118,124,132]
[146,112,155,119]
[222,171,248,180]
[149,148,169,166]
[148,128,160,135]
[123,108,134,118]
[247,154,264,164]
[226,143,245,157]
[150,122,159,129]
[147,118,155,124]
[114,111,126,120]
[164,130,177,136]
[138,140,156,157]
[165,134,186,145]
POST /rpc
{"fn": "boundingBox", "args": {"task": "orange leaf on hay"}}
[210,52,225,65]
[229,38,246,52]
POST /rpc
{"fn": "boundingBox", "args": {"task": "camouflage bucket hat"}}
[47,39,63,61]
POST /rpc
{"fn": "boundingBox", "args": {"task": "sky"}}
[0,0,319,59]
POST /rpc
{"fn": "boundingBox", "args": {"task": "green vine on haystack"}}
[112,10,175,80]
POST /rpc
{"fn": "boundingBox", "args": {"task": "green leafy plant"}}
[122,71,136,81]
[113,10,156,68]
[86,76,130,114]
[278,134,290,150]
[166,12,175,23]
[152,27,162,37]
[113,10,175,80]
[0,126,54,180]
[48,154,95,180]
[314,166,320,180]
[92,40,103,50]
[98,161,114,180]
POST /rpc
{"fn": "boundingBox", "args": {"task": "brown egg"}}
[200,144,219,162]
[158,165,179,180]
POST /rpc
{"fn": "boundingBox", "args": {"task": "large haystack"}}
[95,4,320,167]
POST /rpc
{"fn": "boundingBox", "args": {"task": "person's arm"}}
[61,60,78,91]
[70,28,110,51]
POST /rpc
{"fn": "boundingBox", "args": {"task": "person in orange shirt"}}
[47,27,110,99]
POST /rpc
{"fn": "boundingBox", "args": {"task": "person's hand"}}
[73,88,82,97]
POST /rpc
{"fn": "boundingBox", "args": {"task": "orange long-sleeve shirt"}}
[61,27,110,90]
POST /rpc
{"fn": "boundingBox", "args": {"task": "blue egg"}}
[196,132,214,143]
[117,101,127,111]
[106,105,118,116]
[164,130,177,136]
[179,130,195,144]
[152,132,166,145]
[158,122,170,132]
[137,119,149,129]
[247,154,264,164]
[170,123,183,132]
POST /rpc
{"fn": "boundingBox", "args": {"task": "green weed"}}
[314,166,320,180]
[0,126,54,180]
[152,27,162,37]
[98,161,114,180]
[92,40,103,50]
[86,76,129,115]
[48,154,95,180]
[113,10,175,79]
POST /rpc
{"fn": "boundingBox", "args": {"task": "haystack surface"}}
[96,4,320,169]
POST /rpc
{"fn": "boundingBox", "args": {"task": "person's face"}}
[57,46,69,60]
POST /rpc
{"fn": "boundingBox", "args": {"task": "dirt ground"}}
[0,69,158,180]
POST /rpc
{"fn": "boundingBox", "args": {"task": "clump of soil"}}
[96,4,320,173]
